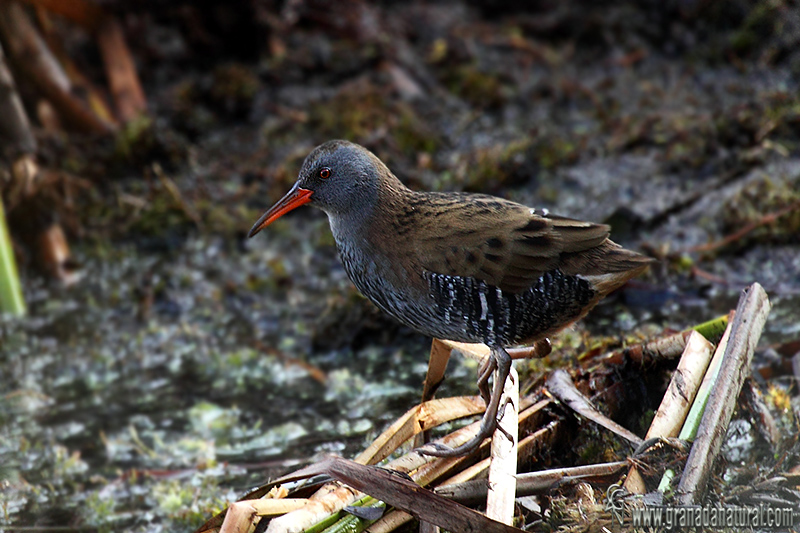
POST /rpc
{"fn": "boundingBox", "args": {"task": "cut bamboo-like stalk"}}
[486,366,518,524]
[219,499,311,533]
[597,314,728,366]
[265,483,361,533]
[267,395,488,533]
[645,331,715,438]
[301,495,382,533]
[218,500,259,533]
[268,457,524,533]
[20,0,105,29]
[0,42,37,154]
[624,331,714,494]
[0,2,114,133]
[356,395,485,465]
[657,313,734,494]
[676,283,770,505]
[21,0,146,122]
[364,509,415,533]
[265,396,546,533]
[97,16,147,121]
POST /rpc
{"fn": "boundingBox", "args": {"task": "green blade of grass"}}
[0,197,26,316]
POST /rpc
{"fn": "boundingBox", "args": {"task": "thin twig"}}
[686,201,800,254]
[437,461,628,504]
[546,369,643,447]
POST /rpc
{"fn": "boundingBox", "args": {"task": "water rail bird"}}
[249,140,653,456]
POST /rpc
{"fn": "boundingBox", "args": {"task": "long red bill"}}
[248,185,313,237]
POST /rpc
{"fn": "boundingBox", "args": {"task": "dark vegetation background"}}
[1,1,799,531]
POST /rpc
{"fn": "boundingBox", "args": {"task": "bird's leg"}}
[476,355,497,405]
[418,346,512,457]
[420,339,452,403]
[415,339,453,448]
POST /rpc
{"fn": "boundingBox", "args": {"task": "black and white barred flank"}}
[423,269,595,346]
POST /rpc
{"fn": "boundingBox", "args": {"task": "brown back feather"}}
[390,192,649,294]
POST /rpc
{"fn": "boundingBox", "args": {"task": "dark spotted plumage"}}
[424,269,594,346]
[249,139,654,456]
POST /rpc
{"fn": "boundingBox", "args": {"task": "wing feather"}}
[410,195,612,294]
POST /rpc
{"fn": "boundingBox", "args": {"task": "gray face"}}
[296,140,381,216]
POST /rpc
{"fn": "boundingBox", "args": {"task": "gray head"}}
[295,140,387,214]
[248,140,391,237]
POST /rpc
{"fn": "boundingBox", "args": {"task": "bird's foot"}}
[417,410,498,457]
[417,437,483,457]
[417,346,513,457]
[492,395,516,442]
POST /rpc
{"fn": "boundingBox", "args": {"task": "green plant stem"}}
[0,197,25,316]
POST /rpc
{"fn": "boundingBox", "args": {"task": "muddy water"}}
[0,223,457,530]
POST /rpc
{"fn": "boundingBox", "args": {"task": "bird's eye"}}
[319,167,331,179]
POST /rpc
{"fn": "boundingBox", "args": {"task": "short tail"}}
[562,240,655,297]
